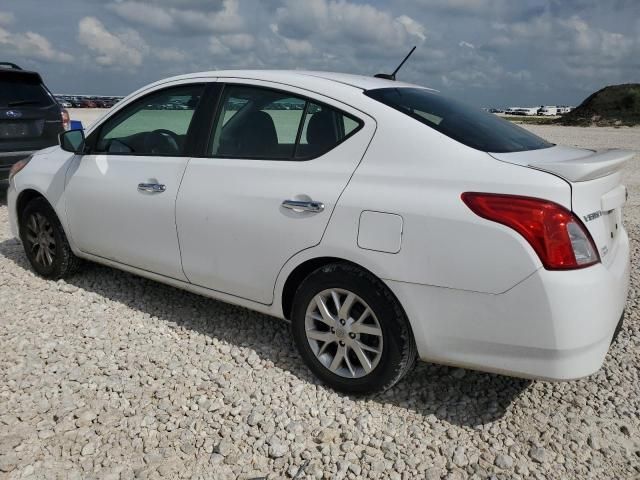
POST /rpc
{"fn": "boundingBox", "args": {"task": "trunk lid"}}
[490,145,632,266]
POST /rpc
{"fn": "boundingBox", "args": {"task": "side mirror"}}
[59,129,85,154]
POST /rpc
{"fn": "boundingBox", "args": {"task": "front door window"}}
[94,85,204,155]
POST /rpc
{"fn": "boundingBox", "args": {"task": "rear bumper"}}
[0,150,36,181]
[386,228,630,380]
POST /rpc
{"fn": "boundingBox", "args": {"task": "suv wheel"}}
[291,263,416,394]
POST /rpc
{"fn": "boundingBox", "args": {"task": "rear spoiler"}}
[0,62,22,70]
[530,149,634,182]
[0,68,43,83]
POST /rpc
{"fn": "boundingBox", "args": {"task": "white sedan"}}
[6,71,631,394]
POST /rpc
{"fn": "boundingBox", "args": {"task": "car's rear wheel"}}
[291,263,416,394]
[19,197,80,279]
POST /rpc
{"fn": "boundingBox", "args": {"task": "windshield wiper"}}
[7,99,42,107]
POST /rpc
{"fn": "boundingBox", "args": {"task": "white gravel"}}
[1,126,639,479]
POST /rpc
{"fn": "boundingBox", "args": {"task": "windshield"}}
[0,77,54,108]
[365,87,553,153]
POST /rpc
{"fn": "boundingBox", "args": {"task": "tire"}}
[291,262,417,394]
[19,197,81,279]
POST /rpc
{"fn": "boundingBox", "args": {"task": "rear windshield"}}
[0,76,54,108]
[365,87,553,153]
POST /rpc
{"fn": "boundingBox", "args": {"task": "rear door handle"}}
[138,183,166,193]
[281,199,325,213]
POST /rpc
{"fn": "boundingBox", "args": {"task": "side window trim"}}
[205,82,365,162]
[187,82,223,157]
[291,101,310,160]
[85,83,207,157]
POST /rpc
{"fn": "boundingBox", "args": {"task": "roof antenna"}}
[374,46,416,81]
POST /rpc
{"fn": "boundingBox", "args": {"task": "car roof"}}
[150,69,432,95]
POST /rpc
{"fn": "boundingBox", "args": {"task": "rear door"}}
[176,80,375,304]
[0,68,62,170]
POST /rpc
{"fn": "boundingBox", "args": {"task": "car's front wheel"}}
[19,197,80,279]
[291,263,416,394]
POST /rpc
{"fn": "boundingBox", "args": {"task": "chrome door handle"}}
[282,199,325,213]
[138,183,166,193]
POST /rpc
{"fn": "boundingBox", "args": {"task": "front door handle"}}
[282,199,325,213]
[138,183,166,193]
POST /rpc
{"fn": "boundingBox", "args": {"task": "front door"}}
[177,81,375,303]
[65,84,205,280]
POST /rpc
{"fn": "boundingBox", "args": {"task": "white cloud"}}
[283,37,314,57]
[77,17,148,67]
[208,37,229,56]
[220,33,254,51]
[0,0,634,107]
[154,47,188,62]
[108,2,174,31]
[489,14,638,66]
[275,0,427,49]
[0,26,72,63]
[108,0,243,34]
[208,33,254,56]
[396,15,427,41]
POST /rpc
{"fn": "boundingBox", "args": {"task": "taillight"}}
[461,192,599,270]
[61,108,70,131]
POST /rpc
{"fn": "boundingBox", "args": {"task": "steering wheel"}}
[144,129,181,155]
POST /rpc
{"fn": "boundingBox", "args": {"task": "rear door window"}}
[296,102,361,159]
[365,88,553,153]
[209,85,362,160]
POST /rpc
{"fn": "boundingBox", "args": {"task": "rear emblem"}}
[5,110,22,118]
[583,210,602,222]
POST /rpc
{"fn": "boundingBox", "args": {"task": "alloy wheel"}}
[24,212,56,268]
[304,288,383,378]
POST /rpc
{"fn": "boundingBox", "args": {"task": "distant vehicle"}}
[66,98,82,108]
[59,101,72,108]
[54,95,124,109]
[506,107,538,116]
[488,108,504,114]
[538,106,558,116]
[557,106,574,114]
[6,70,630,394]
[0,62,69,183]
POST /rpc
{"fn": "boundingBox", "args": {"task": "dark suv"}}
[1,62,68,182]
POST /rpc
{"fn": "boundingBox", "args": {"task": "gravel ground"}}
[1,126,639,480]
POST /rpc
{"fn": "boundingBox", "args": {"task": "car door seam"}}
[175,157,193,283]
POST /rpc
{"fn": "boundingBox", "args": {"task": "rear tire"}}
[291,263,417,394]
[19,197,81,279]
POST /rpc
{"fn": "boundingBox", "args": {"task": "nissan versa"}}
[7,71,631,394]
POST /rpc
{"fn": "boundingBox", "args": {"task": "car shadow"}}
[0,238,531,427]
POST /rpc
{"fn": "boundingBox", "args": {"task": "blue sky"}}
[1,0,638,107]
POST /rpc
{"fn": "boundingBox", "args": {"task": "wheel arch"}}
[15,188,49,223]
[279,256,411,332]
